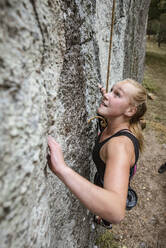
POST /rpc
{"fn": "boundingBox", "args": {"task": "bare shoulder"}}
[105,135,135,162]
[108,135,134,150]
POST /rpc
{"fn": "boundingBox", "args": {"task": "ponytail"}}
[122,79,147,152]
[129,95,147,152]
[130,121,144,152]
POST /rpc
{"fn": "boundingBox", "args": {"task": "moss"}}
[95,231,120,248]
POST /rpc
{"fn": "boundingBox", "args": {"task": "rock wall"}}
[0,0,151,248]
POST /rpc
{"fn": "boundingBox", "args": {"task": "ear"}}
[124,105,137,118]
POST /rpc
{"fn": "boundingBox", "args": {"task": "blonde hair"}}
[122,78,147,152]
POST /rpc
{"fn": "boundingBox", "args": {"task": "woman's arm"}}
[47,135,133,224]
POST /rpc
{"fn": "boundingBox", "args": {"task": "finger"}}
[48,136,60,145]
[98,83,102,89]
[48,136,57,149]
[101,87,106,95]
[48,136,62,155]
[48,135,55,143]
[98,84,103,93]
[98,84,106,95]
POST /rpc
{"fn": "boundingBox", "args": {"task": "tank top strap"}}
[98,129,139,165]
[113,131,139,165]
[98,129,130,147]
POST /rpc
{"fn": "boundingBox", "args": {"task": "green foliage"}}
[95,231,120,248]
[147,0,166,45]
[148,0,166,20]
[148,0,161,21]
[158,0,166,12]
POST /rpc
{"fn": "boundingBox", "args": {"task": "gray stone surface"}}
[0,0,150,247]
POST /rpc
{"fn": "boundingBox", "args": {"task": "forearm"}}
[55,164,125,224]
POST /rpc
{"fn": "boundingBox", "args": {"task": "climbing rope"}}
[106,0,116,93]
[87,115,107,127]
[88,0,116,126]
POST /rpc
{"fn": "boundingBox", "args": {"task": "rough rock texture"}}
[0,0,150,248]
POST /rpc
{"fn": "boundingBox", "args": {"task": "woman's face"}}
[97,81,136,119]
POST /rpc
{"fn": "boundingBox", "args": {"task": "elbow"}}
[107,209,125,225]
[112,212,125,224]
[110,199,126,224]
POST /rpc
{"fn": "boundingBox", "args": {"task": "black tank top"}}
[92,129,139,186]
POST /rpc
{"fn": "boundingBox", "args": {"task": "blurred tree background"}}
[147,0,166,46]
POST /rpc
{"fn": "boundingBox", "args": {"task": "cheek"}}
[112,99,128,113]
[112,98,124,107]
[117,98,129,106]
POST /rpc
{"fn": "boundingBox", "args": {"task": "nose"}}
[103,92,109,100]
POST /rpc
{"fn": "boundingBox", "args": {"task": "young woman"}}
[47,78,147,228]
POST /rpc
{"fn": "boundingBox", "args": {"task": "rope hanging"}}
[106,0,116,93]
[88,0,116,126]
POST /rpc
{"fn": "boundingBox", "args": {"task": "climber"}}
[47,78,147,229]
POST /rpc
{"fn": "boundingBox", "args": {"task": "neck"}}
[105,118,130,136]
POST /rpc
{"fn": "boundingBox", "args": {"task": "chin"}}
[97,108,105,117]
[97,107,102,115]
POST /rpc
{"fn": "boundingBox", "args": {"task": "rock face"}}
[0,0,150,248]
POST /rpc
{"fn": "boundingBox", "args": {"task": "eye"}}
[110,87,113,92]
[115,91,121,97]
